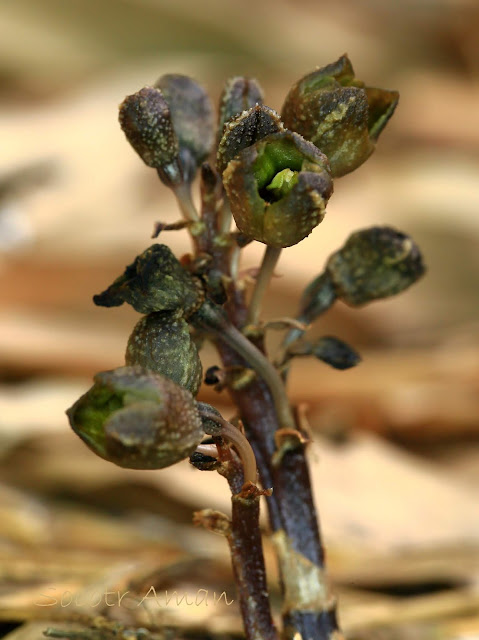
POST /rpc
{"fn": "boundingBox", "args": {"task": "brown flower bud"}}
[281,55,399,177]
[66,366,204,470]
[217,104,284,175]
[155,74,215,181]
[125,311,203,396]
[119,87,182,185]
[326,226,425,306]
[93,244,203,318]
[217,77,264,143]
[222,130,333,248]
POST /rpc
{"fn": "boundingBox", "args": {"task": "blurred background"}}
[1,1,478,639]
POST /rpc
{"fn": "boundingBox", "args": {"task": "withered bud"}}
[155,74,215,182]
[312,336,361,370]
[223,130,333,248]
[217,104,284,175]
[119,87,181,185]
[66,366,204,470]
[217,77,264,143]
[281,54,399,177]
[93,244,203,318]
[125,311,203,396]
[189,451,220,471]
[326,226,425,306]
[287,336,360,370]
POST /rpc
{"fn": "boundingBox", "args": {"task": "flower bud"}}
[326,226,425,306]
[217,77,264,143]
[66,366,204,470]
[93,244,203,317]
[155,74,215,182]
[119,87,182,185]
[281,55,399,177]
[217,104,283,175]
[125,311,203,396]
[222,130,333,248]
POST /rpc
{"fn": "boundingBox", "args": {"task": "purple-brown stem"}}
[217,340,340,640]
[194,166,341,640]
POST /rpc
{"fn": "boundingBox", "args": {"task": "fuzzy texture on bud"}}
[281,55,399,177]
[326,226,425,306]
[223,130,333,248]
[217,77,264,143]
[125,311,203,396]
[155,74,214,181]
[67,366,204,470]
[93,244,204,317]
[119,87,181,183]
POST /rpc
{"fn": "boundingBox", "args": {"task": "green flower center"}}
[253,139,304,203]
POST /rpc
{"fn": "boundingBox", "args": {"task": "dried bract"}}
[93,244,203,317]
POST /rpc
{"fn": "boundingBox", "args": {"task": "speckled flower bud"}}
[119,87,182,185]
[66,366,204,470]
[281,55,399,177]
[93,244,203,317]
[217,77,264,143]
[326,226,425,306]
[155,74,215,182]
[125,311,203,396]
[222,130,333,248]
[217,104,283,175]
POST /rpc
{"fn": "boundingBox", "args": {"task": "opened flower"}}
[222,130,333,248]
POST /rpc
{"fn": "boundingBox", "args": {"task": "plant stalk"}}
[247,245,282,326]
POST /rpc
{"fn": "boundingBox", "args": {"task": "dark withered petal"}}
[93,244,203,317]
[217,104,284,175]
[217,77,264,143]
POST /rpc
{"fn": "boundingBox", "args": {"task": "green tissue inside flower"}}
[266,169,299,199]
[253,139,304,203]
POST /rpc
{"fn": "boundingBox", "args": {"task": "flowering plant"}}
[67,56,424,640]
